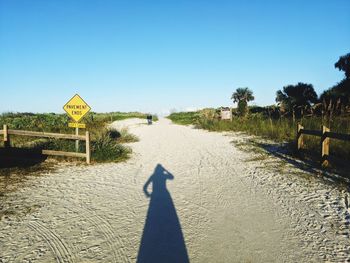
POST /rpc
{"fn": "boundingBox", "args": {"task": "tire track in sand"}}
[28,221,75,263]
[58,199,130,263]
[77,206,130,263]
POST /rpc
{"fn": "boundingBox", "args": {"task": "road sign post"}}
[63,94,91,153]
[68,122,86,151]
[75,126,79,152]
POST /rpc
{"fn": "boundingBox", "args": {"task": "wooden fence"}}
[296,123,350,166]
[0,125,91,164]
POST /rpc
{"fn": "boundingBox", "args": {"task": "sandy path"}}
[1,118,349,262]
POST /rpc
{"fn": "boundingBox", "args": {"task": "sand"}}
[0,118,349,262]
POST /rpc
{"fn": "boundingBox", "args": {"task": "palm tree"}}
[231,87,254,116]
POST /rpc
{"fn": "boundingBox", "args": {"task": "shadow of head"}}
[154,164,174,180]
[143,164,174,198]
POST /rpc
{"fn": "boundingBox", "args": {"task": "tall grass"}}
[91,129,130,162]
[168,110,350,163]
[167,111,201,125]
[0,112,144,163]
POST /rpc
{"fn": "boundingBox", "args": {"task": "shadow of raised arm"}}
[163,169,174,180]
[143,176,153,198]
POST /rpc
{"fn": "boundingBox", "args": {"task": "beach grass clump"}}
[91,129,130,162]
[105,128,139,143]
[113,128,139,143]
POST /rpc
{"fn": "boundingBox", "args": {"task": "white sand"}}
[0,118,349,262]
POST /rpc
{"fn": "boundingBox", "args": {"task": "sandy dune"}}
[1,118,349,262]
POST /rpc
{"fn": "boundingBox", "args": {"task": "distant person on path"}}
[147,114,152,125]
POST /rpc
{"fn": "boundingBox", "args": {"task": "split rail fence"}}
[296,123,350,166]
[0,125,91,164]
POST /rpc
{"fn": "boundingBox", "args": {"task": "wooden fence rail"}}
[296,123,350,166]
[0,125,91,164]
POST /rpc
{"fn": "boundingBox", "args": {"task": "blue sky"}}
[1,0,349,115]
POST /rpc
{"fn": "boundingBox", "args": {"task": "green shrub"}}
[106,128,139,143]
[91,130,130,162]
[115,128,139,143]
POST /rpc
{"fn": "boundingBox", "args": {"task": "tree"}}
[320,53,350,114]
[275,82,318,119]
[320,78,350,114]
[231,87,254,116]
[335,53,350,79]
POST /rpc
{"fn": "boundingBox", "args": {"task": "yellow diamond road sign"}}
[63,94,91,122]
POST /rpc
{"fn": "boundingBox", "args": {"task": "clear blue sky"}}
[1,0,349,115]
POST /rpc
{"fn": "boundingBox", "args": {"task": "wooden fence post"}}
[3,124,10,147]
[86,131,91,164]
[321,125,330,167]
[297,123,304,150]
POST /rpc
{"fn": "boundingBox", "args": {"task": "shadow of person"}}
[137,164,189,263]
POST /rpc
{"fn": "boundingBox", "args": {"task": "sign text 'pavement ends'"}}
[63,94,91,122]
